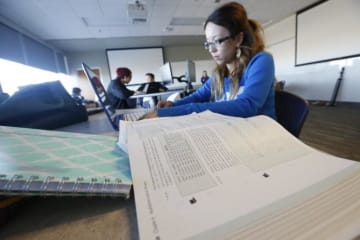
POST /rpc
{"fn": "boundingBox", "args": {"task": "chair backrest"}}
[275,90,309,138]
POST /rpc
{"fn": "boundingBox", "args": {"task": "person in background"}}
[72,87,97,107]
[72,87,85,105]
[107,67,137,109]
[200,70,210,84]
[0,81,10,104]
[137,73,168,105]
[141,2,275,120]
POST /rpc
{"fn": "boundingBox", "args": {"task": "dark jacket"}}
[107,78,136,109]
[137,82,168,93]
[137,82,168,105]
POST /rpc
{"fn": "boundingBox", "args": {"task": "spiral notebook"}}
[0,126,132,198]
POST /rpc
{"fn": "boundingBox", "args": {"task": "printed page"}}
[126,111,358,240]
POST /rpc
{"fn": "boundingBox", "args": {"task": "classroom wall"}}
[67,50,109,83]
[66,45,214,89]
[265,15,360,102]
[164,45,210,62]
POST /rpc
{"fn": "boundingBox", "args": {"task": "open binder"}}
[0,126,132,198]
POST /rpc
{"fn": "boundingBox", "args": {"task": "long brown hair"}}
[204,2,265,100]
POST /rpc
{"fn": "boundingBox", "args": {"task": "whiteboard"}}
[106,47,164,85]
[296,0,360,66]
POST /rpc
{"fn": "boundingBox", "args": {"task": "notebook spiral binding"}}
[0,125,132,198]
[0,174,130,197]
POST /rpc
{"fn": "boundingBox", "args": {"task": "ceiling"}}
[0,0,318,53]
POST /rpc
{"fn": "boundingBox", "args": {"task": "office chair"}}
[275,90,309,138]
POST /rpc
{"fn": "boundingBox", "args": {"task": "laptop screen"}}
[82,62,117,130]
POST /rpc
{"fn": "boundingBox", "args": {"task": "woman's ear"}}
[234,32,244,46]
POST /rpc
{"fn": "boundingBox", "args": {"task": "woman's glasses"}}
[204,36,232,50]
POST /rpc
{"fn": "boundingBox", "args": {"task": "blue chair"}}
[275,90,309,138]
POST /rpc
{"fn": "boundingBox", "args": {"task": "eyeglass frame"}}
[204,36,233,50]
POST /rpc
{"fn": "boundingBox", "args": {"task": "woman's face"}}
[123,75,132,84]
[204,22,241,66]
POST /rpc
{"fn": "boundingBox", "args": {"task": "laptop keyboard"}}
[123,110,148,121]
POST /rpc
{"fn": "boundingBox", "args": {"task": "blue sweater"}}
[158,52,276,119]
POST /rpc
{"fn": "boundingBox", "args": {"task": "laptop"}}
[82,62,150,130]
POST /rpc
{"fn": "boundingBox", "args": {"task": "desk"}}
[129,89,181,99]
[0,113,139,240]
[58,112,117,136]
[2,113,360,240]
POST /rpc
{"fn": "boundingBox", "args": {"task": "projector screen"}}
[295,0,360,66]
[106,47,164,85]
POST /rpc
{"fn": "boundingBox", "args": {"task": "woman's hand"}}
[138,111,158,120]
[157,101,173,108]
[138,101,173,120]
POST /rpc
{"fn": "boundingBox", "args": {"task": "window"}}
[0,58,72,95]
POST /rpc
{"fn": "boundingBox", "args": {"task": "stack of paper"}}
[120,111,360,240]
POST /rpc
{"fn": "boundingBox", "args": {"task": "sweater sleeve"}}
[157,52,275,118]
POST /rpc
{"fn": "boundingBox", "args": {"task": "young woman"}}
[143,2,276,119]
[200,70,210,84]
[107,67,137,109]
